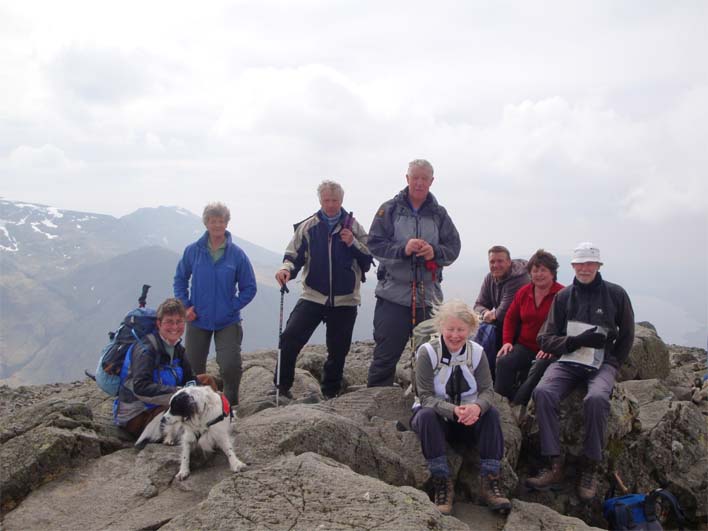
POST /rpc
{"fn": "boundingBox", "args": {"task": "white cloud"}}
[0,0,706,343]
[6,144,84,171]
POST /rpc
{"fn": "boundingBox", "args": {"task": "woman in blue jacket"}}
[174,202,257,407]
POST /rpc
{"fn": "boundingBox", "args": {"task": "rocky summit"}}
[1,325,707,530]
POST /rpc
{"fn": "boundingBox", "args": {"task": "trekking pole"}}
[276,283,289,406]
[407,256,419,394]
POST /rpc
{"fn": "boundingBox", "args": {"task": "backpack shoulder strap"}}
[467,341,484,370]
[145,333,160,352]
[420,342,438,369]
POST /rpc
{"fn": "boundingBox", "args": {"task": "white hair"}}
[317,180,344,201]
[431,299,479,335]
[407,159,434,176]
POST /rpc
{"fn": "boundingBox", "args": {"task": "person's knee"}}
[533,383,556,406]
[412,408,441,431]
[495,353,513,371]
[483,405,500,422]
[217,355,242,376]
[583,392,610,412]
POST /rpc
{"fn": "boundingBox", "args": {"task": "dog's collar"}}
[195,393,233,439]
[203,395,233,429]
[206,412,228,428]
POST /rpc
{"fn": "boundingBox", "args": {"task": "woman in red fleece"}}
[494,249,564,411]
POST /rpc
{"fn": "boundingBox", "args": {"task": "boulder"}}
[617,379,672,432]
[619,323,670,381]
[611,399,708,523]
[0,398,128,513]
[503,499,603,531]
[161,452,470,530]
[234,396,425,487]
[239,355,322,404]
[293,340,376,390]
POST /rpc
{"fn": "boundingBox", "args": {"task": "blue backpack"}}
[603,488,686,531]
[93,285,158,396]
[474,322,498,376]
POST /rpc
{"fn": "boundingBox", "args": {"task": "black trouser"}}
[275,299,357,397]
[367,297,429,388]
[494,343,553,406]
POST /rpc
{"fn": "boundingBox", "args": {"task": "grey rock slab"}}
[235,401,423,487]
[503,499,603,531]
[162,451,470,530]
[3,442,238,530]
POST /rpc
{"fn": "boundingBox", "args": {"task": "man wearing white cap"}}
[525,242,634,501]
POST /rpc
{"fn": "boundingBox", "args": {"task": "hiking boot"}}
[480,474,511,513]
[525,456,564,491]
[432,476,454,515]
[577,461,598,501]
[267,385,293,400]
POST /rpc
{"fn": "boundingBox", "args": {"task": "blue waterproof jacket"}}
[174,230,257,331]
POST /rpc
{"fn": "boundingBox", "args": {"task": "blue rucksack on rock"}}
[603,488,686,531]
[93,285,157,396]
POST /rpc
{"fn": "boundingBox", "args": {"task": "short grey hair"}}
[431,299,479,336]
[407,159,434,176]
[202,202,231,225]
[317,180,344,201]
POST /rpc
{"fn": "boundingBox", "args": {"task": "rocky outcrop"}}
[619,323,671,381]
[0,393,128,513]
[2,328,707,530]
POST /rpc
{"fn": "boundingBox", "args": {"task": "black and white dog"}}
[135,385,246,480]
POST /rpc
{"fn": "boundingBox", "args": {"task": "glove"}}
[566,326,606,352]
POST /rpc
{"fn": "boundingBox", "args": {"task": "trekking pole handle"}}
[343,211,354,230]
[138,284,151,308]
[280,284,289,294]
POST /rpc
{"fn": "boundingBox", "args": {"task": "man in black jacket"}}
[525,242,634,501]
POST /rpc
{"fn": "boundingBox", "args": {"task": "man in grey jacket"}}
[366,159,461,388]
[474,245,530,378]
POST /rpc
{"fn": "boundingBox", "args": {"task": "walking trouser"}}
[410,406,504,461]
[367,297,429,388]
[185,321,243,406]
[275,299,357,397]
[494,344,554,406]
[533,362,617,461]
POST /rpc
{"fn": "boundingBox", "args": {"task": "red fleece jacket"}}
[502,281,564,352]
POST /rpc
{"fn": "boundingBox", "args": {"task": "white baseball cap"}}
[571,242,603,264]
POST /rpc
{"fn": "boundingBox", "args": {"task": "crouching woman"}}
[411,299,511,515]
[114,298,195,437]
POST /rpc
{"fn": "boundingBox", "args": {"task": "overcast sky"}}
[1,1,706,345]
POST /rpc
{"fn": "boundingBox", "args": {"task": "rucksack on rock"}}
[404,318,439,397]
[603,488,686,531]
[92,285,157,396]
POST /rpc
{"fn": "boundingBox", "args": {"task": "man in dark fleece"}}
[525,242,634,502]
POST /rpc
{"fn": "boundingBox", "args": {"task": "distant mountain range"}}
[0,200,375,385]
